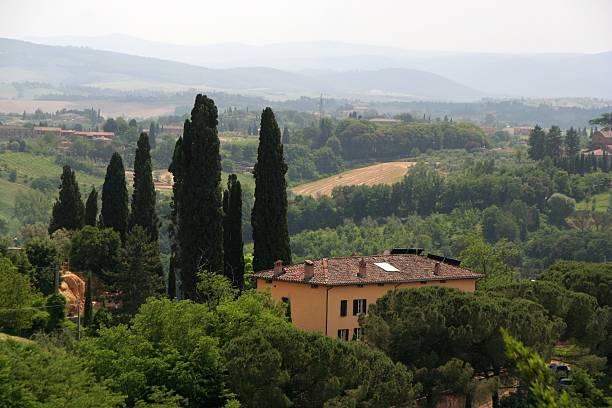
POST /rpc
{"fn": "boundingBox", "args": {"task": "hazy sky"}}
[1,0,611,53]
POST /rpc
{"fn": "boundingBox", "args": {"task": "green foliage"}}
[84,187,98,227]
[70,226,121,284]
[225,325,419,408]
[459,229,520,289]
[196,271,238,309]
[252,107,291,272]
[24,237,59,296]
[114,226,163,316]
[564,127,580,157]
[45,292,66,332]
[547,193,575,226]
[223,174,244,289]
[540,261,612,307]
[170,94,223,300]
[502,329,571,408]
[130,132,159,241]
[49,165,84,234]
[362,287,561,403]
[15,190,52,226]
[84,271,93,327]
[101,153,129,239]
[528,126,547,161]
[0,256,44,334]
[0,340,124,407]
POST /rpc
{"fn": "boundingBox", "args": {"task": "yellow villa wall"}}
[256,277,477,338]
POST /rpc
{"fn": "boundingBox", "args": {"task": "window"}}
[340,300,347,317]
[353,299,367,315]
[353,328,363,341]
[337,329,349,341]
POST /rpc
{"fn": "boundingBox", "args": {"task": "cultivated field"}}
[293,162,416,197]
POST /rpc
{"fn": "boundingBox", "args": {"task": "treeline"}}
[289,161,611,233]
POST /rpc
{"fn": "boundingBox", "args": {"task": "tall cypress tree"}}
[251,107,291,272]
[223,174,244,289]
[148,122,157,150]
[49,165,85,234]
[83,271,93,327]
[169,94,223,300]
[84,187,98,227]
[527,125,546,161]
[101,152,129,240]
[130,132,159,241]
[564,127,580,157]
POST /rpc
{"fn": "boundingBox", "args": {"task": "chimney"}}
[304,260,314,280]
[358,258,367,278]
[273,260,284,277]
[433,262,441,276]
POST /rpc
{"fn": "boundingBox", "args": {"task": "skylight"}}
[373,262,399,272]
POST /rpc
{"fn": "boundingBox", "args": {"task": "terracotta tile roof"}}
[253,254,483,286]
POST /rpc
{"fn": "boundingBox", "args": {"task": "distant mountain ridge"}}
[0,38,485,101]
[24,34,612,99]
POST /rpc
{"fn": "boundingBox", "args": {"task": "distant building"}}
[479,125,497,136]
[254,251,482,340]
[162,125,183,137]
[591,130,612,153]
[512,126,534,136]
[0,125,32,140]
[33,126,63,136]
[368,117,401,124]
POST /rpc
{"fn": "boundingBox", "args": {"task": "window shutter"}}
[353,299,358,315]
[340,300,347,316]
[362,300,367,315]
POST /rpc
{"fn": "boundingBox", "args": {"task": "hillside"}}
[25,35,612,99]
[292,162,415,197]
[0,38,485,101]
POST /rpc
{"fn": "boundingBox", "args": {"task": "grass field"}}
[292,162,416,197]
[576,192,610,213]
[0,152,103,187]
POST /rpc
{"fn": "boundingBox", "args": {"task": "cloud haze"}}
[1,0,611,53]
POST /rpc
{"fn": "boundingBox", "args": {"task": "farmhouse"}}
[0,125,32,140]
[591,130,612,153]
[254,250,482,340]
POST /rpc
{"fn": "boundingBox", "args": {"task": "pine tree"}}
[84,187,98,226]
[545,126,563,158]
[84,271,93,327]
[49,166,85,234]
[101,152,129,239]
[251,107,291,272]
[223,174,245,289]
[564,127,580,157]
[169,94,223,300]
[130,132,159,241]
[527,125,546,160]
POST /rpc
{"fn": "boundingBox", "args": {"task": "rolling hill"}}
[0,38,485,101]
[25,35,612,99]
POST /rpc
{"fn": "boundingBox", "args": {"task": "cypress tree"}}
[545,125,563,158]
[84,271,93,327]
[130,132,159,242]
[169,94,223,301]
[527,125,546,160]
[223,174,244,289]
[564,127,580,157]
[101,152,129,240]
[49,165,85,234]
[251,107,291,272]
[84,187,98,226]
[148,122,157,149]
